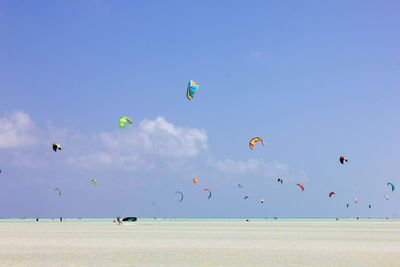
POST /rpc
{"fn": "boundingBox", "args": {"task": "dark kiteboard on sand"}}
[122,217,137,222]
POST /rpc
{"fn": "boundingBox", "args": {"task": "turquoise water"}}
[0,217,397,222]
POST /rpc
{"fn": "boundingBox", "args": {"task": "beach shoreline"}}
[0,219,399,266]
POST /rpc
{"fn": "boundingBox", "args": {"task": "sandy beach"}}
[0,219,399,266]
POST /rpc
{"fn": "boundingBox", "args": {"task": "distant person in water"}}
[36,218,39,222]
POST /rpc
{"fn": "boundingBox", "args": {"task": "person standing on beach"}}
[60,217,62,222]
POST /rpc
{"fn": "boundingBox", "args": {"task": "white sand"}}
[0,219,399,266]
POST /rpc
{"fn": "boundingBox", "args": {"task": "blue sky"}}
[0,1,399,218]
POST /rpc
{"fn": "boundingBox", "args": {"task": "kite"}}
[354,197,358,204]
[175,191,184,202]
[91,179,97,185]
[152,202,156,205]
[54,188,61,196]
[339,156,348,164]
[346,203,349,208]
[203,188,212,199]
[387,182,395,191]
[329,192,335,197]
[261,199,264,204]
[297,184,304,191]
[52,143,61,152]
[193,178,198,184]
[187,80,199,100]
[244,196,249,200]
[277,178,283,183]
[119,116,133,129]
[249,137,266,150]
[238,184,243,188]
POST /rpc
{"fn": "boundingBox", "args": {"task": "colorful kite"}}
[187,80,199,100]
[203,188,212,199]
[297,184,304,191]
[387,182,395,191]
[119,116,133,128]
[339,156,348,164]
[53,143,61,152]
[249,137,266,150]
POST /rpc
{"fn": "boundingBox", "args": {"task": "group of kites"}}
[43,80,396,213]
[52,143,97,196]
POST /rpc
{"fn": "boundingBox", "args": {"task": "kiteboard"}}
[122,217,137,222]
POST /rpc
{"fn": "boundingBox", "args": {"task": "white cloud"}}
[0,111,37,148]
[0,112,207,171]
[139,117,208,158]
[66,117,208,170]
[93,117,208,157]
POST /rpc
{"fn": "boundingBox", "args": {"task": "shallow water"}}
[0,219,399,266]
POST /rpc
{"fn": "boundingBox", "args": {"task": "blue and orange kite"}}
[187,80,199,100]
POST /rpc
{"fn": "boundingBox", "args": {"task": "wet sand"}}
[0,219,399,266]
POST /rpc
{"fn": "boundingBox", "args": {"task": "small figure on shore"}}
[36,218,39,222]
[117,217,122,225]
[60,217,62,222]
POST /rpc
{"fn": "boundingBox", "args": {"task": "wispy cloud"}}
[249,50,262,58]
[0,111,38,148]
